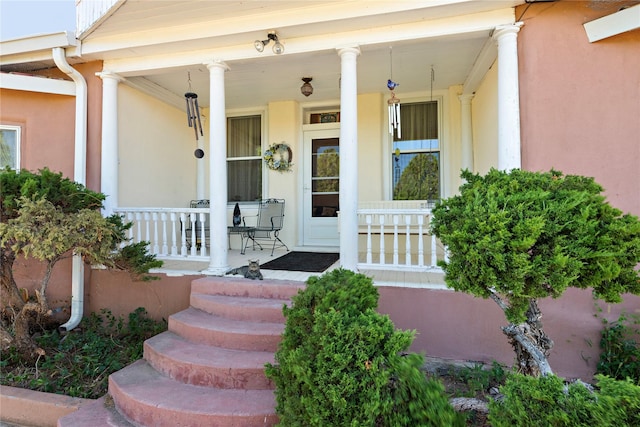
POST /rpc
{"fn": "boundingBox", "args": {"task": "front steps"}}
[58,276,304,427]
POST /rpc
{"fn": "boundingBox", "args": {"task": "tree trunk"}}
[502,299,554,376]
[1,249,24,316]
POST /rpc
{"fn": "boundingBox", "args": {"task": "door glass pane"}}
[311,138,339,217]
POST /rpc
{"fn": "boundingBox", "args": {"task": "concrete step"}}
[144,331,275,389]
[109,360,277,427]
[57,395,135,427]
[190,293,289,323]
[191,276,305,300]
[169,307,284,352]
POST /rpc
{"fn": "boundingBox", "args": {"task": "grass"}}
[0,307,167,399]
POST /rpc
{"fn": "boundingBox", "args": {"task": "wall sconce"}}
[300,77,313,97]
[254,32,284,54]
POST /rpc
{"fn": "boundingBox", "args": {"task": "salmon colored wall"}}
[378,286,640,380]
[1,89,75,177]
[12,257,193,324]
[0,61,103,192]
[517,1,640,215]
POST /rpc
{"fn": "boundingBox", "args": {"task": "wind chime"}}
[185,72,204,150]
[387,47,401,139]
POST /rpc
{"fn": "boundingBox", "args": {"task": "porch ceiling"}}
[1,0,524,110]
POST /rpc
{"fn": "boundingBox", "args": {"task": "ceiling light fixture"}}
[254,32,284,54]
[300,77,313,97]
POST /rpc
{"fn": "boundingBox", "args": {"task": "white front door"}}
[302,128,340,247]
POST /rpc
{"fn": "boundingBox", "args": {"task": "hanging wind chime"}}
[184,72,204,158]
[387,47,401,139]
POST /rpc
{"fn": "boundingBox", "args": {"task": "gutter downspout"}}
[52,47,88,332]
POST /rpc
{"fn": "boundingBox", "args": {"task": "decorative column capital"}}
[206,60,229,72]
[337,46,361,58]
[493,22,524,42]
[96,71,124,83]
[458,93,475,104]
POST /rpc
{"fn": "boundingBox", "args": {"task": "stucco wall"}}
[118,85,198,207]
[378,285,640,380]
[471,62,499,176]
[0,61,104,191]
[517,0,640,216]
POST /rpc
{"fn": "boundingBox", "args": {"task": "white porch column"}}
[459,94,475,172]
[337,47,360,271]
[493,23,523,171]
[97,72,123,216]
[205,60,230,275]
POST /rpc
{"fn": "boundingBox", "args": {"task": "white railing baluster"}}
[431,233,437,268]
[135,212,142,242]
[161,212,168,256]
[189,213,197,256]
[143,212,150,244]
[379,215,385,265]
[417,215,424,267]
[366,214,372,264]
[152,212,159,254]
[392,215,399,266]
[170,212,178,256]
[404,214,411,266]
[179,213,187,256]
[199,212,207,257]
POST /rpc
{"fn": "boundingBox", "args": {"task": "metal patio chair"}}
[244,198,289,256]
[186,199,209,248]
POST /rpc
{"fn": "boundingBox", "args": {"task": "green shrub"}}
[597,312,640,383]
[488,373,640,427]
[265,269,463,426]
[0,308,167,398]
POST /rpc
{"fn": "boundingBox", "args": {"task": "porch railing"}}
[355,202,446,272]
[114,207,211,260]
[114,203,447,271]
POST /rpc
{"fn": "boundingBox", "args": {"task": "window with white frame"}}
[227,115,262,202]
[0,125,21,170]
[392,101,440,201]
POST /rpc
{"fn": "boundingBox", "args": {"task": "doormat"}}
[260,251,339,273]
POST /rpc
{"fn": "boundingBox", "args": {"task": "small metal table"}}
[227,226,255,254]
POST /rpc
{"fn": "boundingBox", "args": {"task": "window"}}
[227,115,262,202]
[392,101,440,201]
[0,125,21,170]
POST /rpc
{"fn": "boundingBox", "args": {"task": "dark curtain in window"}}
[395,101,438,142]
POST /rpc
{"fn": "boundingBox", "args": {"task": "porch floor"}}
[153,248,447,289]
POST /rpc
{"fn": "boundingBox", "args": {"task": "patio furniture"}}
[243,198,289,256]
[227,225,255,254]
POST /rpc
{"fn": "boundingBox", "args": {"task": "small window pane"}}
[391,101,440,201]
[227,115,262,202]
[0,126,19,170]
[228,159,262,202]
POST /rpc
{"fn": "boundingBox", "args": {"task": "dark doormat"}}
[260,251,339,273]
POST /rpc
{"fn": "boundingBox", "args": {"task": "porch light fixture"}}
[300,77,313,97]
[184,72,203,140]
[254,32,284,54]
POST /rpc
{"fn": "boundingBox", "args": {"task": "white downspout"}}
[52,47,88,332]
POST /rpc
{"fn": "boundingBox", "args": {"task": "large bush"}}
[488,373,640,426]
[265,269,463,426]
[431,169,640,376]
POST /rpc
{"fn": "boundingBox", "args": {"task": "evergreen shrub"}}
[488,373,640,426]
[265,269,463,426]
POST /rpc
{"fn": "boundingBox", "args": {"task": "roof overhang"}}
[583,3,640,42]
